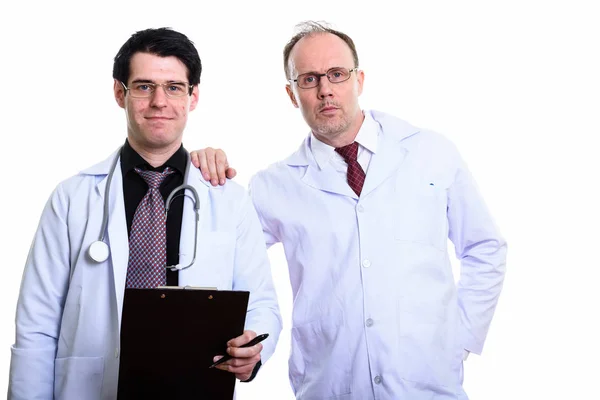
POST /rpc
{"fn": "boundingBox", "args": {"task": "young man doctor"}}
[9,28,281,399]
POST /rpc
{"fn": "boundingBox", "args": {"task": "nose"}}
[149,85,168,108]
[317,76,334,99]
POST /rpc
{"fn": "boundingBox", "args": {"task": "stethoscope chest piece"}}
[89,240,110,263]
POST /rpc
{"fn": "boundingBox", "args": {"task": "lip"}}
[319,106,339,114]
[145,116,172,120]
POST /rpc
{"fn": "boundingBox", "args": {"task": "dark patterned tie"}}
[335,142,365,196]
[126,167,174,288]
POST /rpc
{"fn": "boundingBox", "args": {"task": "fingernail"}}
[220,179,225,185]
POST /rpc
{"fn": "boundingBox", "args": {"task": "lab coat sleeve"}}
[447,150,507,355]
[232,191,282,365]
[248,173,280,249]
[9,183,71,399]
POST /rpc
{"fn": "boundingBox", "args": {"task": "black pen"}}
[209,333,269,368]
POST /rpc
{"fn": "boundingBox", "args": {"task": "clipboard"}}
[117,287,250,399]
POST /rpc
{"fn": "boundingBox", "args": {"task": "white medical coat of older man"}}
[9,149,282,400]
[249,110,507,400]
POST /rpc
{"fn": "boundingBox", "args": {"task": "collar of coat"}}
[284,110,420,167]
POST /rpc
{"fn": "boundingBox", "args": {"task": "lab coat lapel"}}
[360,112,419,198]
[89,149,129,325]
[286,138,358,199]
[302,164,357,199]
[105,166,128,324]
[178,161,210,285]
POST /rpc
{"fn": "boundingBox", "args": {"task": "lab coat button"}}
[362,259,371,268]
[374,375,382,385]
[365,318,374,327]
[357,205,364,212]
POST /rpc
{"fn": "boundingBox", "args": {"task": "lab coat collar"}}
[81,147,212,192]
[284,110,420,199]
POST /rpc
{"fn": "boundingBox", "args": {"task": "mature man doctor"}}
[192,21,507,399]
[8,28,281,399]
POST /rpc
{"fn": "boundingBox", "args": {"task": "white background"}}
[1,1,599,399]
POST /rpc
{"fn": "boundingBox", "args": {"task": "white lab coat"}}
[249,110,507,400]
[9,149,282,400]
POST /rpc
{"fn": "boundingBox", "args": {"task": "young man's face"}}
[114,52,199,152]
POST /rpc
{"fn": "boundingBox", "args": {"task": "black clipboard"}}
[117,287,250,400]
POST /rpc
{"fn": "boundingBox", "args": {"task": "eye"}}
[328,68,348,81]
[134,84,154,92]
[166,83,186,93]
[302,75,317,84]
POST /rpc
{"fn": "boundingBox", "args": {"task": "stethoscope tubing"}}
[89,146,200,270]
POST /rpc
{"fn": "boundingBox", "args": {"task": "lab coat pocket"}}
[394,181,447,251]
[290,312,351,399]
[54,356,104,400]
[396,304,459,389]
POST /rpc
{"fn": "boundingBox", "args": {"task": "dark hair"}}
[283,21,359,80]
[113,27,202,86]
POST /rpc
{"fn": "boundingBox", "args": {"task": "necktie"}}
[126,167,174,288]
[335,142,365,196]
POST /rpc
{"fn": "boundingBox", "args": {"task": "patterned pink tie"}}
[335,142,365,196]
[126,167,174,288]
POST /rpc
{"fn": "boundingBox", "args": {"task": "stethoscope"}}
[88,148,200,271]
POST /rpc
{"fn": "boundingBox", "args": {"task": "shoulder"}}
[371,109,461,157]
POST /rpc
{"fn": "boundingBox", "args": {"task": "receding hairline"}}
[283,21,359,80]
[285,32,355,78]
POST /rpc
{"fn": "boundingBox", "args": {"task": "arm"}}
[447,152,507,356]
[9,185,71,399]
[248,173,280,249]
[190,148,236,186]
[214,192,282,381]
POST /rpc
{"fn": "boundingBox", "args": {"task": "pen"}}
[209,333,269,368]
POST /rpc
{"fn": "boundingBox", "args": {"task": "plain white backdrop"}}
[1,0,599,398]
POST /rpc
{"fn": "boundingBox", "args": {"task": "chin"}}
[314,122,346,136]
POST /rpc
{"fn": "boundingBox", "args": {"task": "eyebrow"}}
[297,67,344,76]
[130,79,187,84]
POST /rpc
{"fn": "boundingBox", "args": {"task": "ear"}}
[286,84,299,108]
[114,79,126,108]
[356,69,365,96]
[188,84,200,111]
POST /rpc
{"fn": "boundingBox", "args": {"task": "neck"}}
[128,139,181,168]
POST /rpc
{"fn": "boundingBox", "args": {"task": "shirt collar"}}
[310,110,379,170]
[120,139,187,175]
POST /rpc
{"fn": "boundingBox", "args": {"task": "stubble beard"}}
[312,112,352,139]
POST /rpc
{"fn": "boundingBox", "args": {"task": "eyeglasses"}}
[289,67,358,89]
[121,81,193,98]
